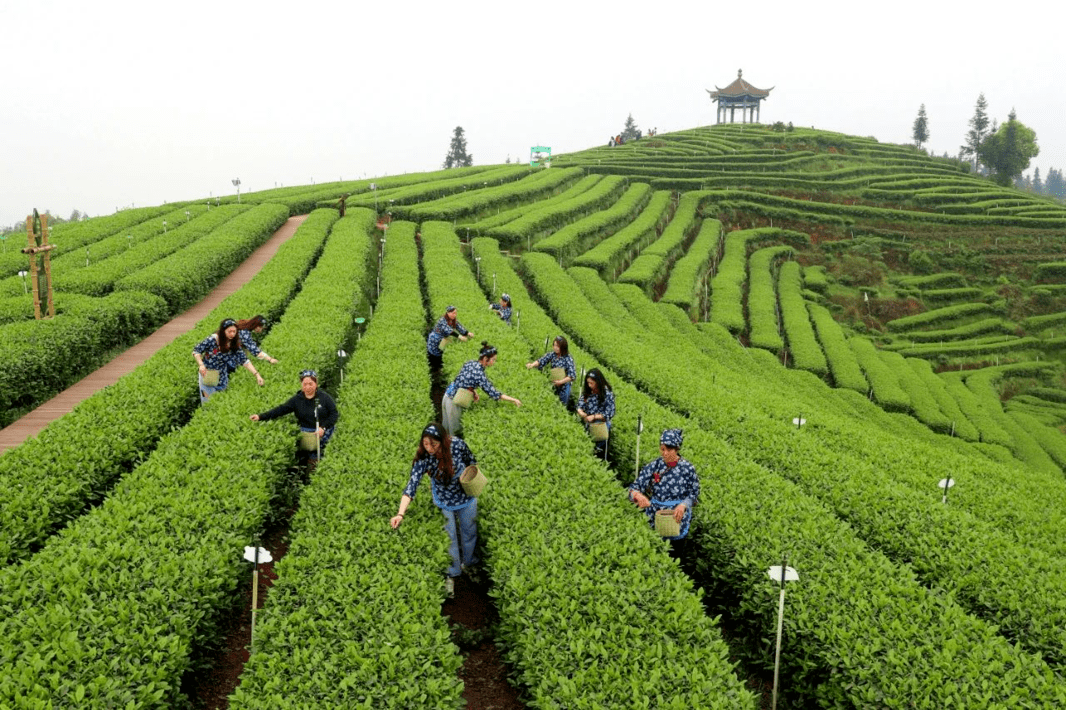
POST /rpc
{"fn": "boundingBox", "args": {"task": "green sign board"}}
[530,146,551,168]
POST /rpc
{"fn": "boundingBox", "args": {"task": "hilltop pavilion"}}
[707,70,773,124]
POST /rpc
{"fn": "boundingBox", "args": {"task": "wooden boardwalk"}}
[0,215,308,453]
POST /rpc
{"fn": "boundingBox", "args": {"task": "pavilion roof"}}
[707,69,772,100]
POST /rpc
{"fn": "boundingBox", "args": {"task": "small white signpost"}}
[767,558,799,710]
[938,477,955,505]
[243,545,273,646]
[337,349,348,384]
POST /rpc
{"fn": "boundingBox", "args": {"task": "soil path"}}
[0,215,307,453]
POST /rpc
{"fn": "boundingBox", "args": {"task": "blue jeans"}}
[555,382,571,407]
[441,499,479,577]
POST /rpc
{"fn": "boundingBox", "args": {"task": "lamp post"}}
[185,210,191,222]
[162,219,167,234]
[232,178,241,204]
[18,270,28,294]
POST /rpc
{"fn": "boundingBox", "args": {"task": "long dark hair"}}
[216,318,241,353]
[414,422,454,483]
[237,315,266,331]
[553,335,569,358]
[582,368,611,406]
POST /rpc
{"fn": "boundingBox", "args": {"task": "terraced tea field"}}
[2,124,1064,708]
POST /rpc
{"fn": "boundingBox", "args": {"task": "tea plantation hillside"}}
[3,124,1065,708]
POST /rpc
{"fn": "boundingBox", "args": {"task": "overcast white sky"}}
[3,0,1063,229]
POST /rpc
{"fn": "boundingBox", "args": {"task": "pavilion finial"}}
[738,69,743,78]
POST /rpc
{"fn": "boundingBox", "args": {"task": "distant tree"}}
[977,109,1040,187]
[959,93,990,171]
[911,104,929,150]
[1031,167,1043,194]
[505,155,511,164]
[621,113,640,142]
[442,126,473,169]
[1046,168,1065,200]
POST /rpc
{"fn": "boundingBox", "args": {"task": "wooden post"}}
[22,210,57,319]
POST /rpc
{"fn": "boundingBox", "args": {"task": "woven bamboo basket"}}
[202,369,221,387]
[589,422,609,442]
[460,465,487,497]
[297,431,318,452]
[654,509,680,538]
[452,388,475,408]
[549,366,566,382]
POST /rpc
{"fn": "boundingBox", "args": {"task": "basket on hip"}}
[460,465,487,497]
[297,431,319,452]
[452,388,475,408]
[549,367,566,383]
[202,369,221,387]
[654,509,681,538]
[589,422,609,442]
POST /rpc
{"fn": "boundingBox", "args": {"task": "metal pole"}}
[315,398,321,464]
[634,413,643,481]
[250,546,260,644]
[772,556,787,710]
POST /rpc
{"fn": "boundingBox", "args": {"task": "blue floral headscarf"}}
[661,429,683,449]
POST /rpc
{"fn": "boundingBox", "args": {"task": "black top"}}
[257,389,339,430]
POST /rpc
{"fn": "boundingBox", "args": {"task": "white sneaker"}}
[444,577,455,597]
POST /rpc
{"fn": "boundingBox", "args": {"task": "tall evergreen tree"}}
[442,126,473,169]
[1046,168,1065,200]
[621,113,640,142]
[1032,167,1043,194]
[960,93,990,171]
[911,104,929,150]
[978,109,1040,187]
